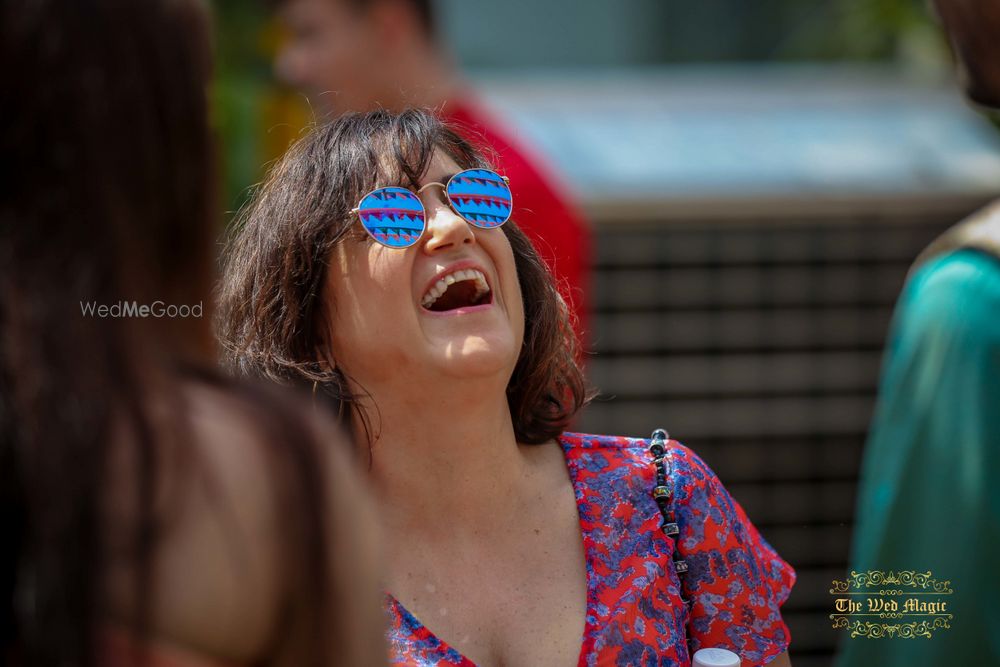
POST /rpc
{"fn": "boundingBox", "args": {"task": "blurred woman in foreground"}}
[220,109,795,666]
[0,1,384,665]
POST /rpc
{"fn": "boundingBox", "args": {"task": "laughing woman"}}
[219,110,795,667]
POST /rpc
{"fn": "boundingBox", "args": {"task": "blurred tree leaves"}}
[773,0,948,68]
[212,0,312,218]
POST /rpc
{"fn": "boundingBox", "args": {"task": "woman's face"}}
[323,150,525,391]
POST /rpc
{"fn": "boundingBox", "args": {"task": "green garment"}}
[836,249,1000,667]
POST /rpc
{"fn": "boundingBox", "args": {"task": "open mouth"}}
[421,269,492,312]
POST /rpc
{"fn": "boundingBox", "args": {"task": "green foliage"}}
[775,0,948,65]
[211,1,273,216]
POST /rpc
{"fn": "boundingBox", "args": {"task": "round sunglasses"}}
[352,168,513,248]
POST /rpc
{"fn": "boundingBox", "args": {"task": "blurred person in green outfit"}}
[837,1,1000,665]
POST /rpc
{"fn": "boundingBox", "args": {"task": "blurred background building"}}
[213,1,1000,665]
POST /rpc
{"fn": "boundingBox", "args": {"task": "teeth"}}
[421,268,491,308]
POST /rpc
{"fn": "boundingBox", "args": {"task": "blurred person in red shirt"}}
[271,0,592,348]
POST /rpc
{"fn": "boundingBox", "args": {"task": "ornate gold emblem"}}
[829,570,953,639]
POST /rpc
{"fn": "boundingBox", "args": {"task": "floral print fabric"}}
[386,432,795,666]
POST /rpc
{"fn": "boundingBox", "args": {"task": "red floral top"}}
[385,432,795,667]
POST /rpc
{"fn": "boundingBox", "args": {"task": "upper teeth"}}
[421,269,490,308]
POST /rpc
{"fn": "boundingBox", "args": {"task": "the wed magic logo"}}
[830,570,953,639]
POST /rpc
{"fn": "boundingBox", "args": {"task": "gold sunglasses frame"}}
[350,169,512,247]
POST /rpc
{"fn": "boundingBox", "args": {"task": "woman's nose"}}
[421,192,475,254]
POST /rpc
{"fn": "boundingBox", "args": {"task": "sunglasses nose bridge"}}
[417,181,455,215]
[417,182,465,227]
[416,181,446,195]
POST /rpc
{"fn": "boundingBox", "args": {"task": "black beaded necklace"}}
[648,428,690,607]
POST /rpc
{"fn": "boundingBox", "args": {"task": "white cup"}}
[692,647,741,667]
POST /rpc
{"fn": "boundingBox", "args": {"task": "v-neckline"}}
[385,434,595,667]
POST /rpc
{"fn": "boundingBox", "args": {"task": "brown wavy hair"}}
[218,109,590,445]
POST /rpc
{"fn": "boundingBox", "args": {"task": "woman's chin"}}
[431,334,518,379]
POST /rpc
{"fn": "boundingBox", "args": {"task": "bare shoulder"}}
[103,377,379,665]
[180,379,386,666]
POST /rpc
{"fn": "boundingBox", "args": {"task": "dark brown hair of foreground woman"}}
[218,110,589,446]
[0,1,383,666]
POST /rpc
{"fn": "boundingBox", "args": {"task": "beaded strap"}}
[648,428,691,606]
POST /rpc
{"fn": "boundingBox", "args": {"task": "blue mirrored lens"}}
[446,169,512,229]
[357,187,426,248]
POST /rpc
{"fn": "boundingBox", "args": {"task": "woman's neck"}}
[355,377,533,538]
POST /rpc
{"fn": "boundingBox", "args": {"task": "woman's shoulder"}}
[557,431,723,507]
[104,373,375,665]
[559,431,707,473]
[103,376,320,662]
[559,431,646,451]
